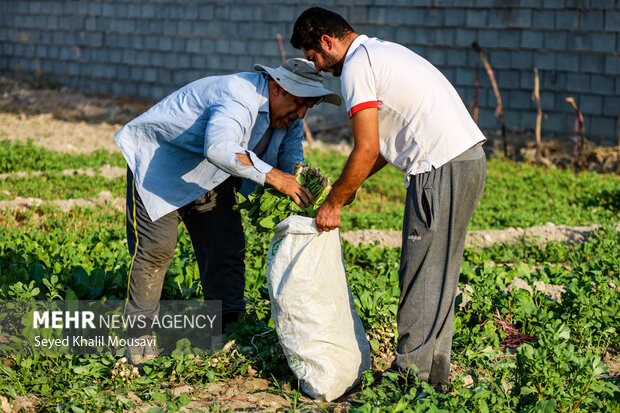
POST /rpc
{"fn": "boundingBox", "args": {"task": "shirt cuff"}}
[248,150,273,174]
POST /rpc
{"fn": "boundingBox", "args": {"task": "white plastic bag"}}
[266,216,371,402]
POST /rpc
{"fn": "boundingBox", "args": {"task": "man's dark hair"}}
[291,7,354,51]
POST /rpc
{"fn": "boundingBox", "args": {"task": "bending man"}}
[114,58,341,365]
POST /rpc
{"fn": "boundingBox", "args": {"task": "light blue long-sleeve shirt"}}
[114,72,304,221]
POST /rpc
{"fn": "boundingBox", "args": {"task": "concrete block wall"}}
[0,0,618,143]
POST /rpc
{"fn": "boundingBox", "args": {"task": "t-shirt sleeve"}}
[342,46,378,119]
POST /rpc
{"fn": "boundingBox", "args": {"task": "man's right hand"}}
[265,168,314,206]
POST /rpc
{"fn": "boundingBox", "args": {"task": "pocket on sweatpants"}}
[421,186,434,229]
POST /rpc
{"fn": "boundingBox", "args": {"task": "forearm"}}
[326,146,378,207]
[324,108,381,207]
[368,154,388,178]
[206,141,272,184]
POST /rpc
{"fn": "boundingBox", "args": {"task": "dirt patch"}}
[0,112,121,154]
[0,76,150,125]
[519,139,619,174]
[0,394,42,413]
[504,277,567,302]
[342,222,620,249]
[0,165,125,180]
[0,75,151,154]
[602,348,619,381]
[340,229,402,248]
[0,191,125,213]
[131,376,356,412]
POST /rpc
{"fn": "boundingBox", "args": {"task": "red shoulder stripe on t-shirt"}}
[347,101,379,118]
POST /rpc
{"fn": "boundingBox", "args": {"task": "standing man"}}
[291,8,486,385]
[114,58,341,365]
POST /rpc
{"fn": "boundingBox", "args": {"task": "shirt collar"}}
[344,34,369,63]
[258,73,270,114]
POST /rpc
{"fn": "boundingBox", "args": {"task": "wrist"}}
[323,193,344,210]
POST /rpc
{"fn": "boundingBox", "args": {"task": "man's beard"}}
[319,50,344,77]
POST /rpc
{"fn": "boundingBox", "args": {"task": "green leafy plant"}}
[515,322,616,412]
[235,162,331,232]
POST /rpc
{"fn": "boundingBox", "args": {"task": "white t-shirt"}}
[341,35,486,185]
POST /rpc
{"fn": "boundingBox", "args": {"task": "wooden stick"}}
[533,68,543,165]
[276,33,287,63]
[565,97,585,167]
[472,42,507,157]
[277,33,315,143]
[469,64,480,124]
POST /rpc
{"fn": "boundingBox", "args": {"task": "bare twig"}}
[276,33,287,62]
[194,397,259,406]
[533,68,543,165]
[277,33,314,143]
[472,42,507,157]
[565,97,585,167]
[469,63,480,124]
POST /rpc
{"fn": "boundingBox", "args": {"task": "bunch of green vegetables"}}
[235,162,331,232]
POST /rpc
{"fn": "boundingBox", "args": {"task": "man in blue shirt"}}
[114,58,341,365]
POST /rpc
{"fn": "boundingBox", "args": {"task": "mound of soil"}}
[484,129,619,174]
[342,222,620,249]
[0,76,151,125]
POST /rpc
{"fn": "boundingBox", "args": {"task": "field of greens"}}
[0,139,618,412]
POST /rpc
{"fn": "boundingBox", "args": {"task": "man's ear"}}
[320,34,335,51]
[273,82,288,97]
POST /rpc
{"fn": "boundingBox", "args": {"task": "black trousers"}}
[123,168,246,336]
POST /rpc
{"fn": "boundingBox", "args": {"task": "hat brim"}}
[254,64,342,106]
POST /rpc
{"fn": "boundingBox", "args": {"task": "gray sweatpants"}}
[123,168,246,337]
[394,144,486,384]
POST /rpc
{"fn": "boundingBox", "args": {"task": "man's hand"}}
[315,200,342,232]
[265,168,314,206]
[237,153,314,206]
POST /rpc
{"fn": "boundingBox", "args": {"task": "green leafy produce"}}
[235,162,331,232]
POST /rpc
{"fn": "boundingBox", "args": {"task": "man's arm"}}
[368,153,388,177]
[204,102,312,206]
[315,107,380,232]
[344,153,388,205]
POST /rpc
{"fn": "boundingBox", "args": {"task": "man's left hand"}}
[315,201,341,232]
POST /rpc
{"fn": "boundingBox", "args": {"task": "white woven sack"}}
[266,216,371,402]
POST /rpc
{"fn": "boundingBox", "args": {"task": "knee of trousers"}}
[132,237,177,268]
